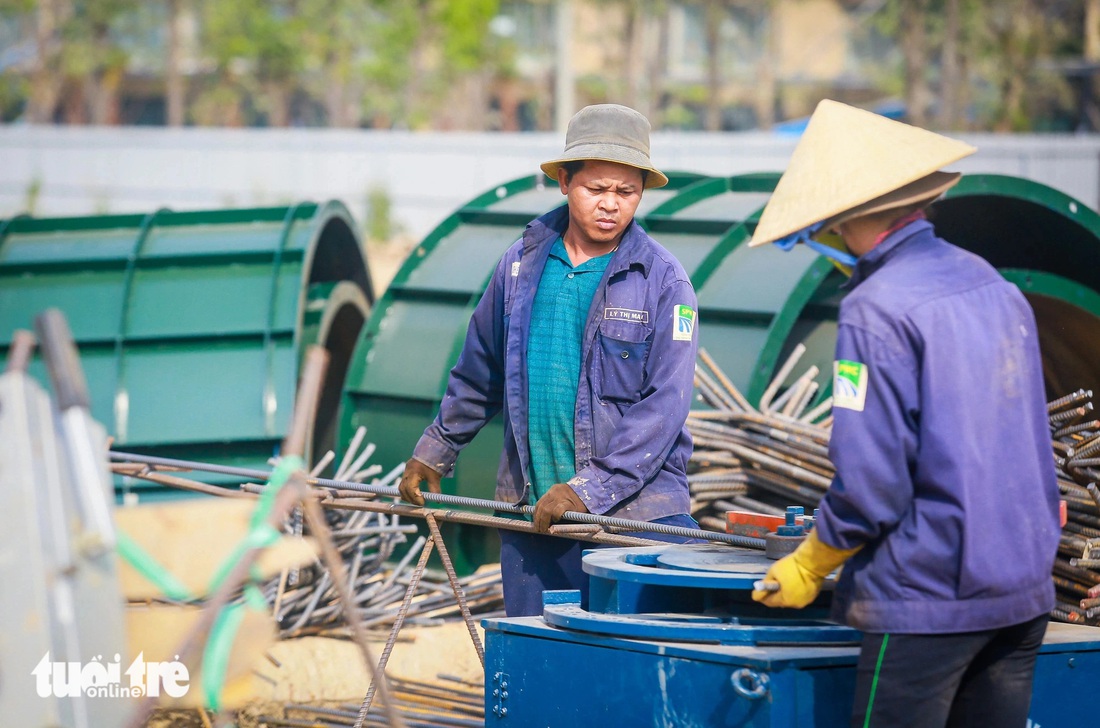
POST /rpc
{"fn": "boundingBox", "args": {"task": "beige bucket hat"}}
[541,104,669,189]
[749,99,976,247]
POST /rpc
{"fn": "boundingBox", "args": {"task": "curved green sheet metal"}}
[935,174,1100,396]
[0,201,373,496]
[640,172,839,406]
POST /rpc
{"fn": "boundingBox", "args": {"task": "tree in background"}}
[1082,0,1100,129]
[979,0,1069,131]
[871,0,1074,131]
[0,0,35,121]
[1,0,139,124]
[164,0,184,126]
[62,0,137,124]
[194,0,302,127]
[295,0,371,128]
[0,0,1096,130]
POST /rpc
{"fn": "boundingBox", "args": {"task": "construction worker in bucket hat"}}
[751,100,1060,727]
[399,104,702,617]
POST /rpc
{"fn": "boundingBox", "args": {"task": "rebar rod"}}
[758,342,806,413]
[301,493,405,728]
[108,450,765,549]
[698,347,755,412]
[424,513,485,666]
[355,537,434,726]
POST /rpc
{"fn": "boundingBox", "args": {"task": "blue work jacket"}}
[412,206,699,520]
[817,219,1060,634]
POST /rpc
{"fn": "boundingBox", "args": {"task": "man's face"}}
[558,160,645,249]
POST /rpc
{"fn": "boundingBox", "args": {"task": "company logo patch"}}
[673,305,696,341]
[604,307,649,324]
[833,360,868,411]
[511,261,521,277]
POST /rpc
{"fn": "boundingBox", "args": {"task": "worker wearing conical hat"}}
[751,101,1060,726]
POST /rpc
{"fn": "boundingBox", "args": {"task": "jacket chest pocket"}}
[596,322,651,403]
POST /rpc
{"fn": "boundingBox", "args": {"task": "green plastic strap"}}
[244,582,267,609]
[201,583,275,711]
[201,455,304,710]
[205,521,282,596]
[202,601,246,711]
[253,455,304,527]
[206,455,303,595]
[115,530,197,603]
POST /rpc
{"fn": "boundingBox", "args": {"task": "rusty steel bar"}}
[301,494,405,728]
[698,347,755,412]
[4,329,35,372]
[108,450,761,547]
[424,513,485,667]
[1048,389,1093,413]
[355,536,434,726]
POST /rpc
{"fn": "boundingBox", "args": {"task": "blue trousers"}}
[851,614,1049,728]
[498,513,703,617]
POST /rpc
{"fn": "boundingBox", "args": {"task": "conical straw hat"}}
[749,100,976,247]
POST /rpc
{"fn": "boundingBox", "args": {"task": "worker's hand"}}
[752,530,862,609]
[397,457,442,506]
[533,483,588,533]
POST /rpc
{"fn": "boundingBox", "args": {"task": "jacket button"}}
[620,350,629,359]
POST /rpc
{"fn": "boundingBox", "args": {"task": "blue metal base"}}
[482,544,1100,727]
[542,590,858,646]
[483,617,1100,727]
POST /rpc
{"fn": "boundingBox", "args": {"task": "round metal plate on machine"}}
[582,543,776,592]
[654,543,775,579]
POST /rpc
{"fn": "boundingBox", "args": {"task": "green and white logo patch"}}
[673,305,696,341]
[833,360,868,411]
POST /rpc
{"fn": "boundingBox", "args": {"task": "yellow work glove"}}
[752,529,862,608]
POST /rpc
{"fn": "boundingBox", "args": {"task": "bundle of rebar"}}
[258,427,506,640]
[1047,388,1100,625]
[689,345,833,530]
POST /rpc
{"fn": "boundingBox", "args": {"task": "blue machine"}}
[482,544,1100,727]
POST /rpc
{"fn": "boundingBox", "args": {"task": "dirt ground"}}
[254,622,485,703]
[144,621,485,726]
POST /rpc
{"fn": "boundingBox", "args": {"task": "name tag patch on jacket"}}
[834,360,868,411]
[673,305,696,341]
[604,307,649,324]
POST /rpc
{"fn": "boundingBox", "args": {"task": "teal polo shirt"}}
[527,237,615,502]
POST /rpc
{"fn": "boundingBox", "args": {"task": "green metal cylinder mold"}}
[0,201,373,498]
[638,172,836,405]
[933,174,1100,397]
[342,171,1100,574]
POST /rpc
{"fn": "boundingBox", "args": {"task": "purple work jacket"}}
[412,206,698,520]
[817,219,1060,634]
